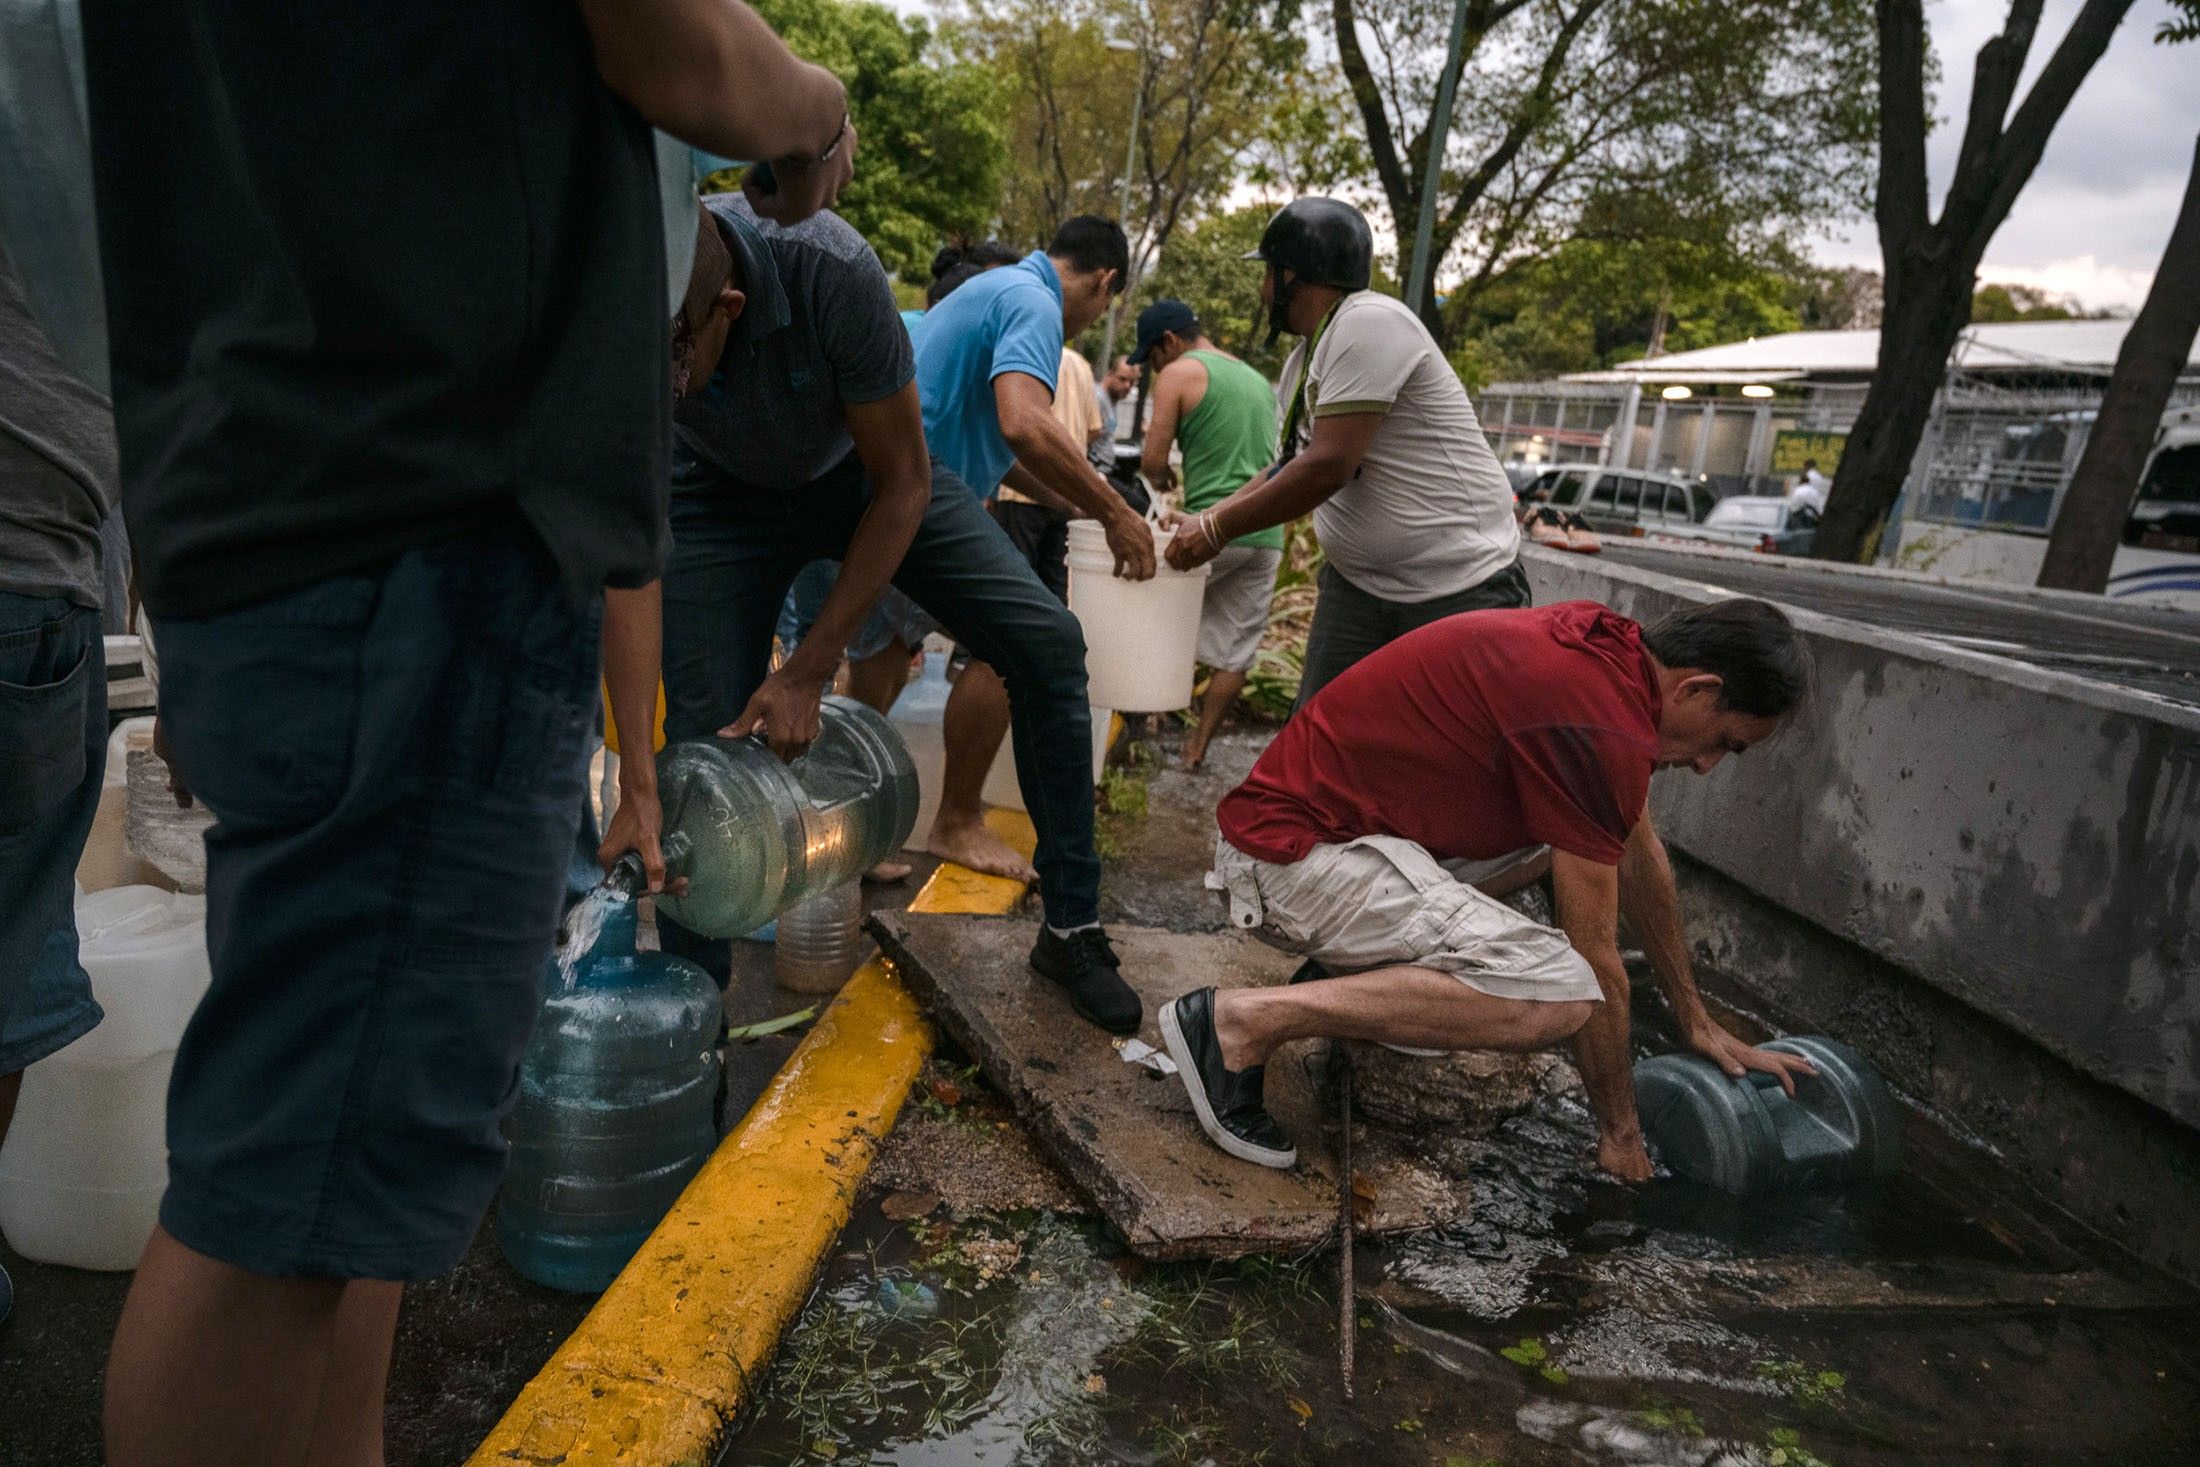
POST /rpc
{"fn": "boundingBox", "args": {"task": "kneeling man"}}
[1159,598,1816,1177]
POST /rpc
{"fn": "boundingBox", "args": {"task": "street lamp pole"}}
[1404,0,1473,321]
[1097,41,1146,373]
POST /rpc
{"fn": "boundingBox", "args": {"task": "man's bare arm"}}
[1000,462,1077,512]
[1140,360,1189,496]
[1552,848,1648,1179]
[1163,408,1380,569]
[724,383,931,757]
[580,0,850,217]
[994,371,1155,579]
[598,583,679,893]
[1618,811,1815,1093]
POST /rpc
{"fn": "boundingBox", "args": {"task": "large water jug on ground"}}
[0,886,210,1269]
[1632,1035,1900,1196]
[497,896,720,1291]
[623,695,918,938]
[888,650,950,844]
[1066,520,1210,711]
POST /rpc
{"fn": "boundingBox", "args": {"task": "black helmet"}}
[1243,197,1372,291]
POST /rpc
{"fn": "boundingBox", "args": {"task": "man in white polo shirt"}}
[1163,197,1524,704]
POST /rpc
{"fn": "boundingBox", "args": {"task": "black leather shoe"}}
[1030,926,1142,1034]
[1157,987,1296,1168]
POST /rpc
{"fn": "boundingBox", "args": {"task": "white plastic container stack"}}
[773,880,865,994]
[0,886,211,1269]
[77,716,161,893]
[887,649,951,845]
[981,708,1115,813]
[1065,519,1210,711]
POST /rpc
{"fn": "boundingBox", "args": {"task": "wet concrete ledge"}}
[1519,545,2200,1277]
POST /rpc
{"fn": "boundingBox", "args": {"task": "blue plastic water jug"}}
[497,897,721,1292]
[1632,1035,1901,1196]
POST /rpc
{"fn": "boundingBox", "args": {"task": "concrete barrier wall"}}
[1521,546,2200,1132]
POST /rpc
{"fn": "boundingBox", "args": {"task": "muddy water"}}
[733,727,2199,1464]
[733,1088,2200,1465]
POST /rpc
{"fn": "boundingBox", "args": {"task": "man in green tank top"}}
[1133,300,1284,769]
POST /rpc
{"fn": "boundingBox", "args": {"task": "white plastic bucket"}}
[983,708,1114,813]
[1066,520,1210,711]
[0,886,211,1269]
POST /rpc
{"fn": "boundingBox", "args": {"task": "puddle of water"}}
[733,1091,2200,1466]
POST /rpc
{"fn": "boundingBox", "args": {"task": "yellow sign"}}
[1772,430,1846,476]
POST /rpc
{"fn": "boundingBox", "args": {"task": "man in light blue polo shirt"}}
[911,217,1156,923]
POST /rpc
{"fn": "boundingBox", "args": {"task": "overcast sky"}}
[896,0,2195,311]
[1808,0,2199,311]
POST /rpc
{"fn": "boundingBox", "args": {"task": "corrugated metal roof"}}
[1557,318,2190,384]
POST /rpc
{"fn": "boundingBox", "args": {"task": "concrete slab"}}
[869,912,1473,1259]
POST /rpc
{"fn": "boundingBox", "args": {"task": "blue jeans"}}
[0,593,106,1076]
[151,524,601,1278]
[662,450,1098,976]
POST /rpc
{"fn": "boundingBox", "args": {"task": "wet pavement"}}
[0,856,939,1466]
[6,721,2199,1463]
[730,723,2200,1466]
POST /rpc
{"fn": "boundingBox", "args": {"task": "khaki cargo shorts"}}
[1208,833,1601,1020]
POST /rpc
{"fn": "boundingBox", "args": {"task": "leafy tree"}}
[1135,206,1285,373]
[705,0,1006,282]
[1326,0,1879,343]
[948,0,1308,292]
[1812,0,2200,563]
[1971,282,2079,322]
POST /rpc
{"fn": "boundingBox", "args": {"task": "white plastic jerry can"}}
[0,886,211,1269]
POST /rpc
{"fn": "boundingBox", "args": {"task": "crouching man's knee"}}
[1540,998,1598,1046]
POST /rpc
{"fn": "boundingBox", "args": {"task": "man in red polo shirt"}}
[1157,597,1817,1178]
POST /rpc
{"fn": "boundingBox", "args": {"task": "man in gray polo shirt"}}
[605,196,1146,1034]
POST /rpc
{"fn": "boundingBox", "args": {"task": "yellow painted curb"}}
[468,808,1037,1466]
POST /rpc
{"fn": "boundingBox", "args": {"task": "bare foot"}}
[864,857,915,883]
[1595,1129,1654,1183]
[1180,737,1208,771]
[926,819,1038,884]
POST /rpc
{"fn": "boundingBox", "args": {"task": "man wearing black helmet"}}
[1163,198,1526,705]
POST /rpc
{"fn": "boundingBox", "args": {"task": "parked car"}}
[1520,466,1715,536]
[1647,495,1819,556]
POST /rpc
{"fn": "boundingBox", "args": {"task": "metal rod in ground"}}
[1338,1063,1356,1400]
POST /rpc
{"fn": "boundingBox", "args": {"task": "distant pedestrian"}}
[1789,459,1830,515]
[1094,354,1137,471]
[1132,300,1283,770]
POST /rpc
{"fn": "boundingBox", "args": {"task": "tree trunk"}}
[1811,270,1978,562]
[2036,133,2200,593]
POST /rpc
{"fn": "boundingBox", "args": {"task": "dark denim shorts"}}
[0,592,107,1075]
[152,525,601,1279]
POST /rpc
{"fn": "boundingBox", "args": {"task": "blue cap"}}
[1127,299,1198,366]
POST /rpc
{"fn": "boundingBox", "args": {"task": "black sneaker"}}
[1030,926,1142,1035]
[1157,987,1296,1168]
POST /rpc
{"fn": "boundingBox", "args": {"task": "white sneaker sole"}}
[1157,998,1297,1170]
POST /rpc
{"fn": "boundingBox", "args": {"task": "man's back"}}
[1219,602,1660,867]
[911,253,1063,496]
[1178,349,1281,549]
[673,195,911,491]
[81,0,667,616]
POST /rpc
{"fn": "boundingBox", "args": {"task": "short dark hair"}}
[925,238,1020,306]
[1048,215,1130,289]
[1641,598,1811,718]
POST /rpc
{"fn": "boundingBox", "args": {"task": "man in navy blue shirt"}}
[603,205,1157,1038]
